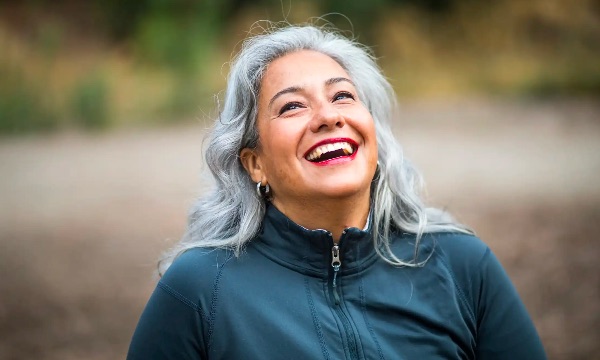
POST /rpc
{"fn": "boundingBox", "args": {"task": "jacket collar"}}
[252,204,378,276]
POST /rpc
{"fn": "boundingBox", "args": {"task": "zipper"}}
[329,229,347,305]
[328,230,360,359]
[331,243,341,305]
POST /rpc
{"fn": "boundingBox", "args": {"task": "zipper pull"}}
[331,244,341,274]
[331,244,341,304]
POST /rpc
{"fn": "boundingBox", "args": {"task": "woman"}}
[128,24,546,359]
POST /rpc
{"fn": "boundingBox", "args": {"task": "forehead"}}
[260,50,351,92]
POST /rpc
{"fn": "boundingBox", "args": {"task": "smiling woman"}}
[240,50,378,240]
[127,23,547,359]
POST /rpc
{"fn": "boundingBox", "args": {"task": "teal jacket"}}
[128,205,546,359]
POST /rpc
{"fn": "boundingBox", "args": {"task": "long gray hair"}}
[158,23,472,276]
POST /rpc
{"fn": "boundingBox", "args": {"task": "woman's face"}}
[242,50,378,209]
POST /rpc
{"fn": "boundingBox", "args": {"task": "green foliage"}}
[1,0,598,136]
[0,66,57,135]
[133,13,217,72]
[162,76,204,117]
[521,70,600,98]
[101,0,228,40]
[37,21,64,59]
[70,73,111,130]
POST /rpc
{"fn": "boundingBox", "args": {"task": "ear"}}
[240,148,267,184]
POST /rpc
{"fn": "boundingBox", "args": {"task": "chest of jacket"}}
[203,245,476,360]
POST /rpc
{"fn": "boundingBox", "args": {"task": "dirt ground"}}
[0,98,599,359]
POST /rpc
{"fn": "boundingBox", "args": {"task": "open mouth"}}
[305,140,357,163]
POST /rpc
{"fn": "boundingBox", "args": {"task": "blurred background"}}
[0,0,598,359]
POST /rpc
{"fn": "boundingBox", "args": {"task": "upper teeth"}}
[306,142,354,161]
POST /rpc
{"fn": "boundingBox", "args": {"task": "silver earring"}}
[256,181,270,198]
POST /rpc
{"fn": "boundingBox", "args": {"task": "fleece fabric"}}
[128,205,546,359]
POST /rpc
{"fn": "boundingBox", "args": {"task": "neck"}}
[271,190,371,242]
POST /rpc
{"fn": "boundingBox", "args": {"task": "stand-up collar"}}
[251,204,378,276]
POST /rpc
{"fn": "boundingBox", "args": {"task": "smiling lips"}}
[305,139,358,163]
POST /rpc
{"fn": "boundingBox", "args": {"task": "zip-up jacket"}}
[128,205,546,359]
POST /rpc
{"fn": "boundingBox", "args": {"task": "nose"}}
[309,102,346,133]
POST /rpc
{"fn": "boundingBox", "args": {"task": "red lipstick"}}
[303,138,358,158]
[303,138,359,166]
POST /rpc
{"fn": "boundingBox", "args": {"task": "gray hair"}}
[158,23,472,276]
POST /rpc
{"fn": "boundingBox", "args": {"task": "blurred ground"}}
[0,98,599,359]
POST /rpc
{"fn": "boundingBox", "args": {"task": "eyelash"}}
[278,91,356,115]
[279,102,304,115]
[333,91,355,101]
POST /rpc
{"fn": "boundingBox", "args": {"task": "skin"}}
[240,50,378,242]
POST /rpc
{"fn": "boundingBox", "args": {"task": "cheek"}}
[369,123,378,150]
[261,132,290,158]
[359,113,379,161]
[257,124,302,178]
[264,122,304,154]
[356,111,377,144]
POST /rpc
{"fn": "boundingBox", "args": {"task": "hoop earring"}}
[256,181,270,198]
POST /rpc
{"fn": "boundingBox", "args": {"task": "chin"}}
[312,180,371,200]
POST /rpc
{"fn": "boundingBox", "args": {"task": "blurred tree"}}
[102,0,152,40]
[70,72,111,130]
[0,0,597,135]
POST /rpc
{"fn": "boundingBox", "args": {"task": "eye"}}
[333,91,355,102]
[279,101,304,115]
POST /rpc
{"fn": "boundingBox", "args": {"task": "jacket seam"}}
[207,251,234,350]
[304,276,331,360]
[473,247,491,331]
[253,244,326,278]
[358,278,386,360]
[437,253,477,325]
[156,281,206,319]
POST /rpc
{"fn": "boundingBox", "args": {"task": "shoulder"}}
[425,231,490,265]
[418,232,519,312]
[158,247,235,305]
[420,232,493,295]
[423,232,493,287]
[388,230,490,268]
[388,230,494,288]
[420,235,546,357]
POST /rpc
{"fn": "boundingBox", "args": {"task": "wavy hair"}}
[158,23,472,275]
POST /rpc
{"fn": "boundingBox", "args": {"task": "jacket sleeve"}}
[127,281,206,360]
[475,248,547,359]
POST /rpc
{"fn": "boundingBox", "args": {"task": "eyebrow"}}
[267,77,355,110]
[325,77,354,87]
